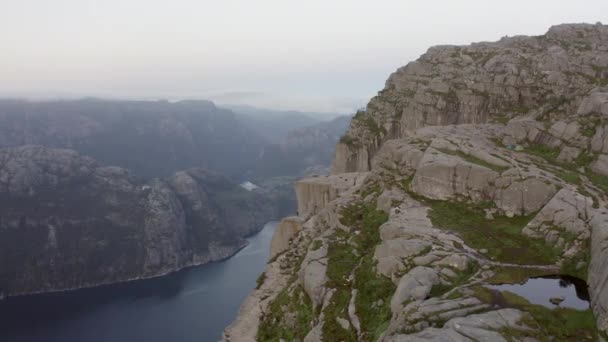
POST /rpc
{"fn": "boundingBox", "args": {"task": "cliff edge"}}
[224,23,608,341]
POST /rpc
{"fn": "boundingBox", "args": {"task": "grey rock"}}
[591,154,608,176]
[391,267,440,313]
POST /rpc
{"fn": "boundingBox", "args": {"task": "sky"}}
[0,0,607,112]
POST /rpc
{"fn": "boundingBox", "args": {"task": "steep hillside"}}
[224,23,608,341]
[0,145,276,297]
[0,99,267,179]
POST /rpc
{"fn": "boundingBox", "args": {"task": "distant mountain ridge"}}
[0,98,266,179]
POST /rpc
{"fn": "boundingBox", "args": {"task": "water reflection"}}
[487,275,589,310]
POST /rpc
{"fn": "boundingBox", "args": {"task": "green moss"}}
[556,170,581,185]
[359,182,382,199]
[256,272,266,289]
[333,201,391,341]
[355,255,395,341]
[579,118,601,137]
[339,134,360,148]
[429,262,478,297]
[524,144,560,164]
[353,110,387,137]
[587,171,608,193]
[472,287,598,340]
[326,238,358,288]
[436,148,509,172]
[310,240,323,251]
[257,285,314,341]
[427,201,559,265]
[486,267,554,285]
[322,288,357,341]
[560,240,591,281]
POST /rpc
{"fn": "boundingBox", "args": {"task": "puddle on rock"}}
[487,275,589,310]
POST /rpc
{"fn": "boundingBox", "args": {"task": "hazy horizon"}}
[1,0,607,112]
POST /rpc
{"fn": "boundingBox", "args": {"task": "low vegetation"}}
[436,148,509,172]
[319,200,395,341]
[257,285,314,341]
[427,200,560,265]
[471,285,598,340]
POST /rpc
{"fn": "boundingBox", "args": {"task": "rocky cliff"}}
[0,145,276,297]
[224,23,608,341]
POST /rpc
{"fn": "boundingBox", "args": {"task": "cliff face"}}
[225,23,608,341]
[0,145,275,297]
[334,23,608,174]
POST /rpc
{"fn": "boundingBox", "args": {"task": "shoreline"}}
[0,221,280,301]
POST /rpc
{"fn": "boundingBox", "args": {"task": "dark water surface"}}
[487,275,590,310]
[0,221,277,342]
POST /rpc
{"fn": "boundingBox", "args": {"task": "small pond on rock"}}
[487,275,589,310]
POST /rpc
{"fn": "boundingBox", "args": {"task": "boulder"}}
[411,148,498,201]
[390,267,440,314]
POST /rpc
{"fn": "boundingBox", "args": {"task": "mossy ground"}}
[320,200,394,341]
[426,200,560,265]
[257,284,314,341]
[436,148,509,172]
[471,285,598,341]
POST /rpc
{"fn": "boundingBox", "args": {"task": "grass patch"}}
[333,201,392,341]
[429,262,478,297]
[524,144,560,164]
[353,110,386,137]
[326,237,358,288]
[310,239,323,251]
[257,285,314,341]
[427,200,559,265]
[587,171,608,193]
[322,288,357,342]
[472,286,598,341]
[256,272,266,289]
[560,240,591,281]
[339,134,360,148]
[556,170,581,185]
[437,148,509,172]
[486,267,554,285]
[355,255,395,341]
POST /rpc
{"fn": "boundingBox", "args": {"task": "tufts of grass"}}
[471,286,598,341]
[322,288,357,342]
[437,148,509,172]
[355,254,395,341]
[257,285,314,341]
[427,200,560,265]
[329,201,392,341]
[256,272,266,289]
[486,267,554,285]
[429,262,478,297]
[524,144,560,164]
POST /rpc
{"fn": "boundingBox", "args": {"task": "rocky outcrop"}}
[226,23,608,341]
[295,172,369,218]
[334,23,608,174]
[589,210,608,332]
[0,145,276,297]
[269,216,303,260]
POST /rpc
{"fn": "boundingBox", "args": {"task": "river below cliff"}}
[0,221,278,342]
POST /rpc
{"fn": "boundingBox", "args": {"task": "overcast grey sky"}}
[0,0,606,112]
